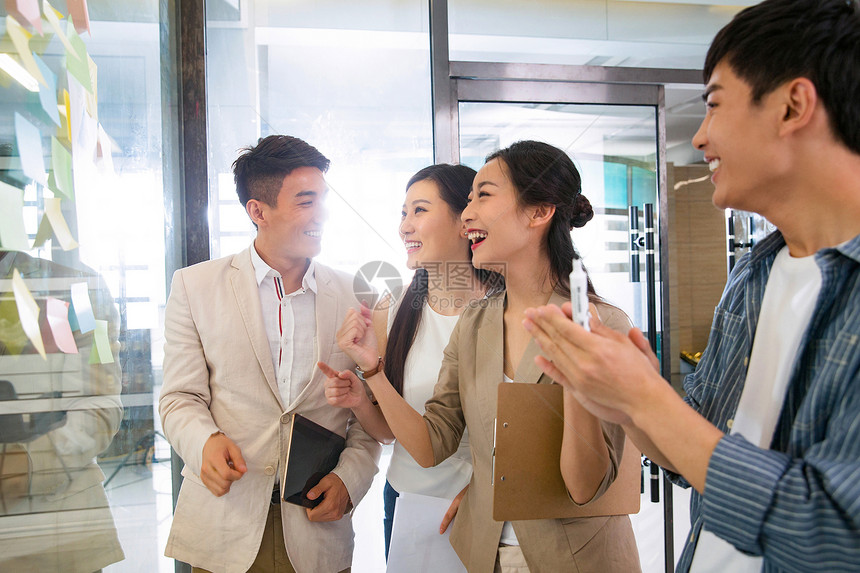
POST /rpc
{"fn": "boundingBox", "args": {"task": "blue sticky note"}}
[14,112,47,185]
[34,54,61,127]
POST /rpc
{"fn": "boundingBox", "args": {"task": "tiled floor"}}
[99,437,691,573]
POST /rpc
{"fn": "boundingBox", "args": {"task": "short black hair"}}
[231,135,330,207]
[705,0,860,154]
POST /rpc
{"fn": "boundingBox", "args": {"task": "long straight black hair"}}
[383,164,502,395]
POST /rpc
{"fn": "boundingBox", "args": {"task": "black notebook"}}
[281,414,346,508]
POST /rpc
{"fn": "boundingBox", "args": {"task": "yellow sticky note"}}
[11,269,46,359]
[85,54,97,119]
[5,15,47,87]
[42,0,77,56]
[32,197,78,251]
[46,297,77,354]
[88,319,113,364]
[63,88,71,141]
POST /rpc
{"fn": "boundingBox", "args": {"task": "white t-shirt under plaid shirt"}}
[250,243,317,408]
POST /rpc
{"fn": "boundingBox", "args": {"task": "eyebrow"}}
[475,180,499,190]
[702,84,723,102]
[296,190,318,199]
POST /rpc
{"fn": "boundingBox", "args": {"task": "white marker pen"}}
[570,257,590,331]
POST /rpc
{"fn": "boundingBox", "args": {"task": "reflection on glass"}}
[0,252,124,571]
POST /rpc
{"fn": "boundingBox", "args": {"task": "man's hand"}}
[319,361,370,410]
[337,305,380,372]
[201,432,247,496]
[306,472,352,522]
[522,302,662,423]
[439,484,468,534]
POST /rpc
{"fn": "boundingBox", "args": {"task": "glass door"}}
[448,74,688,573]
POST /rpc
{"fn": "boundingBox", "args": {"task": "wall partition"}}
[0,1,183,571]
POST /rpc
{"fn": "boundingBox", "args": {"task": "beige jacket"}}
[423,291,641,573]
[159,248,380,573]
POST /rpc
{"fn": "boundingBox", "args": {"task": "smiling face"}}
[250,166,328,265]
[399,179,469,270]
[692,62,790,213]
[461,158,535,274]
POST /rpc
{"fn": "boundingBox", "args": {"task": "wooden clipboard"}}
[492,383,640,521]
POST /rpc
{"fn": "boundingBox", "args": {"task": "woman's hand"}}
[439,484,468,534]
[319,361,369,410]
[337,304,381,371]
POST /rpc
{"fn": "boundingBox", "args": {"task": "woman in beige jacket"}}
[322,141,640,572]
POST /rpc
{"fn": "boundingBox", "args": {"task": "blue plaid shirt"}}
[669,230,860,572]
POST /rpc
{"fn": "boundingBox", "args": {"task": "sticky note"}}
[46,296,77,353]
[12,269,46,359]
[62,88,71,141]
[32,197,78,251]
[96,124,113,174]
[5,15,46,87]
[69,281,95,333]
[85,54,97,119]
[14,112,47,185]
[50,137,73,199]
[43,1,77,56]
[7,0,43,34]
[88,320,113,364]
[65,22,91,93]
[0,182,30,251]
[33,54,61,127]
[67,0,90,35]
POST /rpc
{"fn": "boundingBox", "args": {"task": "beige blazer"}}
[159,248,380,573]
[423,291,641,573]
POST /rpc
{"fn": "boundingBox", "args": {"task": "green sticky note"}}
[51,137,74,200]
[88,319,114,364]
[0,182,30,251]
[65,21,92,93]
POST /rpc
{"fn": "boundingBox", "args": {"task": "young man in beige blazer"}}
[159,135,380,573]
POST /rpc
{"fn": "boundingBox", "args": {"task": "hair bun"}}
[570,193,593,228]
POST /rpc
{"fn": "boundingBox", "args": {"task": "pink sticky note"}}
[6,0,42,34]
[67,0,89,35]
[46,297,78,354]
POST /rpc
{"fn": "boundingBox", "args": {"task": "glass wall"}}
[0,2,180,571]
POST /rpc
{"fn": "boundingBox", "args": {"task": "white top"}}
[691,246,822,572]
[386,301,473,499]
[250,244,317,408]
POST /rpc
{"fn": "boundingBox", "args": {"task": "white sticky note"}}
[12,269,46,359]
[46,297,78,354]
[96,124,114,175]
[5,15,47,87]
[69,281,95,333]
[15,112,47,186]
[0,182,30,251]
